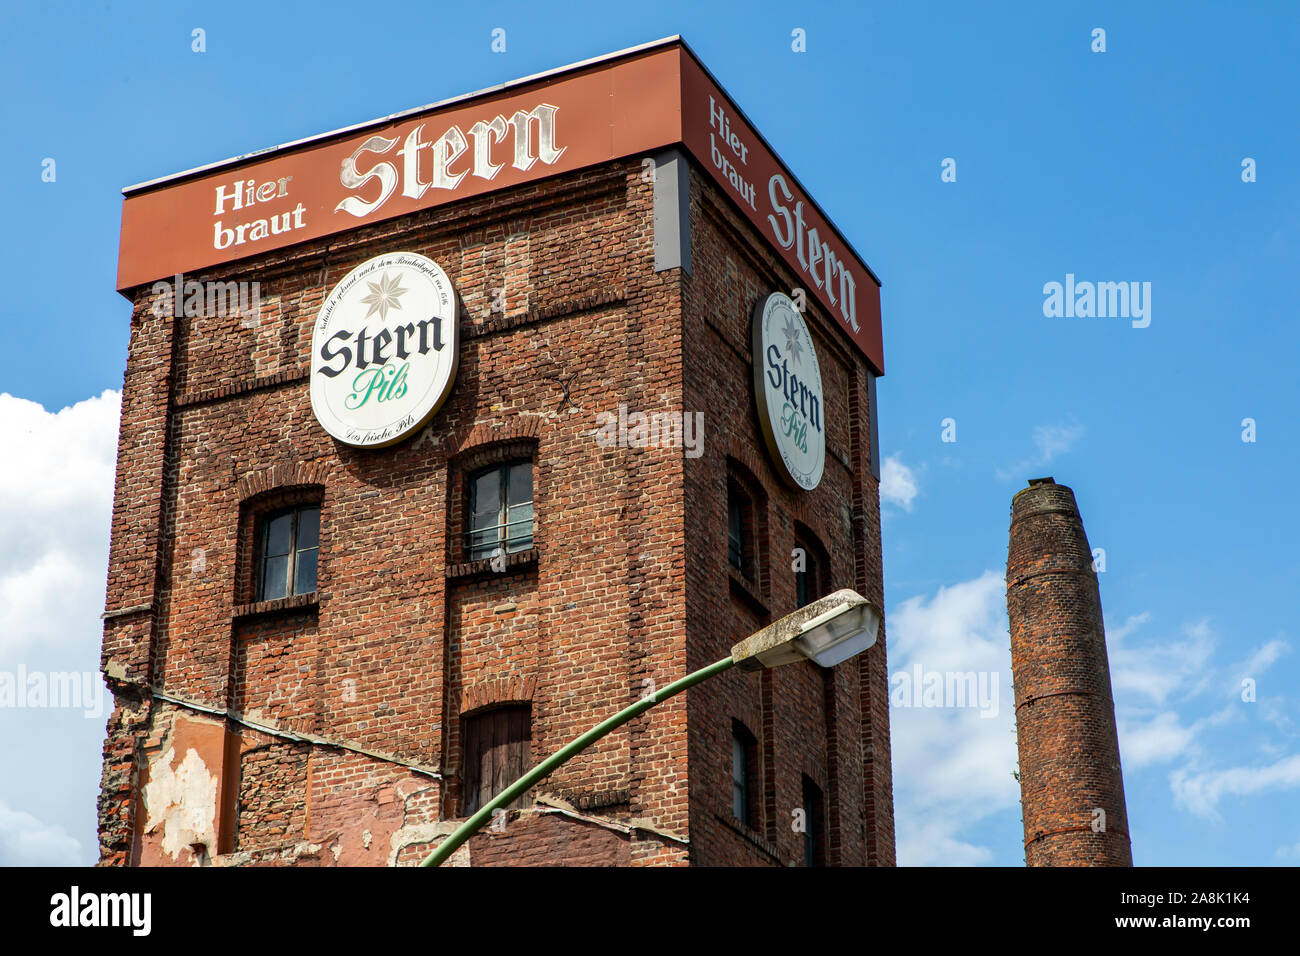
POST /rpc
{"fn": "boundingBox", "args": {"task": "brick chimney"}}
[1006,478,1132,866]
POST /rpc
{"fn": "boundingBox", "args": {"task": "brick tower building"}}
[1006,477,1132,866]
[97,38,893,866]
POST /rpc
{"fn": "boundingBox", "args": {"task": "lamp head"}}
[730,589,881,671]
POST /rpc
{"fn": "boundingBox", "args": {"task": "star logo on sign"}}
[360,272,408,320]
[781,311,804,366]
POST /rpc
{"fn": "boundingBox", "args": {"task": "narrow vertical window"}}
[468,460,534,561]
[462,705,532,816]
[256,504,320,601]
[795,550,816,608]
[802,775,826,866]
[794,527,827,609]
[727,485,746,573]
[731,721,757,828]
[795,540,820,607]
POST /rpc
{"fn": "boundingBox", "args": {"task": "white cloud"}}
[1276,839,1300,860]
[1106,611,1151,643]
[1171,754,1300,820]
[1106,611,1300,829]
[1109,616,1215,706]
[888,571,1019,865]
[1119,711,1197,769]
[880,454,919,511]
[0,390,121,865]
[996,423,1084,481]
[1234,639,1291,683]
[897,816,995,867]
[1031,423,1084,461]
[0,390,120,653]
[0,801,82,866]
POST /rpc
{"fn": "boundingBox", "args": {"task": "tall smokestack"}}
[1007,477,1132,866]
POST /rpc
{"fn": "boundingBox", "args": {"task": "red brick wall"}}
[98,150,893,866]
[1007,480,1132,866]
[680,161,894,866]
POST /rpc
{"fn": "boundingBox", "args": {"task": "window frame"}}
[725,460,767,591]
[793,523,830,610]
[731,720,758,829]
[253,503,320,602]
[727,494,745,572]
[801,774,826,867]
[795,546,818,608]
[466,459,535,562]
[727,479,752,578]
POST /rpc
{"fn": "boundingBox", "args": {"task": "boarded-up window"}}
[462,705,532,816]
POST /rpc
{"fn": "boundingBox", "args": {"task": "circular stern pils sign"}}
[752,292,825,490]
[310,252,458,447]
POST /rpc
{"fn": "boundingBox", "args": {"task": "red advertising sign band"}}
[116,40,883,372]
[679,55,883,373]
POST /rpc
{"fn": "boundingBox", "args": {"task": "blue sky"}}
[1,1,1296,865]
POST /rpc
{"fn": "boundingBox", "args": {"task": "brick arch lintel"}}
[460,674,537,717]
[788,507,833,560]
[725,439,769,496]
[235,461,332,502]
[730,437,838,549]
[451,418,542,472]
[452,418,541,458]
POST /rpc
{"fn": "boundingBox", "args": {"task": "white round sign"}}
[310,251,458,447]
[752,292,825,490]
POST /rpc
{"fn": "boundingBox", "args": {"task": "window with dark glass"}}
[467,460,534,561]
[462,705,532,816]
[727,486,746,573]
[794,527,827,608]
[732,720,757,827]
[255,504,319,601]
[801,775,826,867]
[795,542,821,608]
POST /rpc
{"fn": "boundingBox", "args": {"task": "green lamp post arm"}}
[421,654,736,867]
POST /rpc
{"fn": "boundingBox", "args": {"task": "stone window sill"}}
[713,811,785,865]
[446,548,539,581]
[728,565,768,614]
[233,592,319,620]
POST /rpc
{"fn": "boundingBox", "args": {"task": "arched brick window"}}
[801,774,826,867]
[793,522,831,608]
[726,458,767,586]
[236,483,324,606]
[254,504,320,601]
[466,460,534,561]
[731,719,759,828]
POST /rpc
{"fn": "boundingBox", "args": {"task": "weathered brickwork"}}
[98,143,894,865]
[1007,479,1133,866]
[681,164,893,866]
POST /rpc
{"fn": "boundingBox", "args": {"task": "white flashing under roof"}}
[122,35,684,195]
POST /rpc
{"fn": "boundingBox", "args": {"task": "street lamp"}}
[730,588,881,670]
[421,588,880,867]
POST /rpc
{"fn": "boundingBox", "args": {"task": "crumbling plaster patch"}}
[142,746,219,861]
